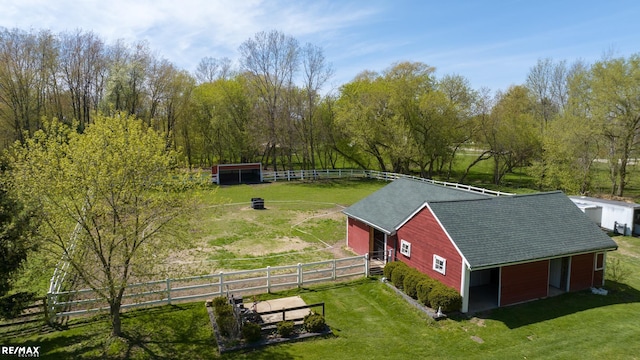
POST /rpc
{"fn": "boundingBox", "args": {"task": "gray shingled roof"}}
[429,191,617,268]
[344,179,618,269]
[342,178,490,234]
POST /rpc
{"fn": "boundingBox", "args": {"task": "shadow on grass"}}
[4,304,219,359]
[115,304,218,359]
[469,281,640,329]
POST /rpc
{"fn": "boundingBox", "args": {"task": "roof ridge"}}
[428,190,564,204]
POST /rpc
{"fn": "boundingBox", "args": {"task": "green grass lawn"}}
[4,236,639,359]
[5,275,640,358]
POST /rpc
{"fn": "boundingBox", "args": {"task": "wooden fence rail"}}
[261,169,512,196]
[47,255,369,321]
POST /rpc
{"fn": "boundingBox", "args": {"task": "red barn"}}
[211,163,263,185]
[343,178,618,313]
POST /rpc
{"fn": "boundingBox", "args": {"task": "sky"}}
[1,0,639,94]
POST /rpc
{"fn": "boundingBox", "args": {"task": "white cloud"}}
[0,0,381,72]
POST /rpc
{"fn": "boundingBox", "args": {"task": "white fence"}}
[262,169,513,196]
[47,255,369,321]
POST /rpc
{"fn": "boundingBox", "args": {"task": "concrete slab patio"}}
[253,296,311,324]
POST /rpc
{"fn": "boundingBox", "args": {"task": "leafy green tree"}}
[471,86,540,185]
[8,113,199,337]
[436,74,478,178]
[588,55,640,196]
[530,62,601,194]
[0,183,36,319]
[385,61,436,175]
[335,71,401,172]
[191,76,256,165]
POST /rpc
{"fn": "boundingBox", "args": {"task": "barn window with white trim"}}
[433,254,446,275]
[400,240,411,257]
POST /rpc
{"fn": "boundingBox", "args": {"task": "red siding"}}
[570,253,595,291]
[501,261,549,306]
[213,163,261,174]
[593,270,604,287]
[347,218,371,255]
[387,235,398,258]
[396,206,462,291]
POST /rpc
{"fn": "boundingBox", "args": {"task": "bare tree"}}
[58,30,107,131]
[0,28,57,142]
[526,58,570,127]
[239,30,299,170]
[300,43,333,169]
[195,56,232,84]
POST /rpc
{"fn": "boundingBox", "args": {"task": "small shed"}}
[570,196,640,236]
[212,163,263,185]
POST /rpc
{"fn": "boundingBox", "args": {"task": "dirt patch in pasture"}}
[290,205,346,225]
[224,236,313,256]
[159,202,351,276]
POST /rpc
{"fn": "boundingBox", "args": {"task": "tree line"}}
[1,27,639,196]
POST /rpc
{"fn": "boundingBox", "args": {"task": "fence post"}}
[365,253,370,278]
[219,271,224,297]
[267,266,271,293]
[166,278,171,305]
[332,259,337,280]
[45,292,54,324]
[297,263,303,288]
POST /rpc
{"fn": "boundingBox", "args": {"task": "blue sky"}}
[1,0,638,94]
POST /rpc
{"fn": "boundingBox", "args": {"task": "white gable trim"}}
[394,202,470,269]
[394,201,428,231]
[346,214,394,235]
[425,203,471,269]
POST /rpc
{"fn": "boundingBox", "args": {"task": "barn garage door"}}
[214,163,262,185]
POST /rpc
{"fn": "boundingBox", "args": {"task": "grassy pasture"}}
[12,179,388,294]
[170,179,387,273]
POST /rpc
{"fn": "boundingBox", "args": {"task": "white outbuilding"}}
[570,196,640,236]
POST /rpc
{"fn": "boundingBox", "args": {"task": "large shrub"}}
[304,312,326,333]
[403,268,427,299]
[416,278,438,306]
[428,284,462,312]
[211,297,237,337]
[390,264,410,289]
[383,261,408,280]
[211,296,229,309]
[242,322,262,342]
[277,320,295,337]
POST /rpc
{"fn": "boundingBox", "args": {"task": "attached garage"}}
[212,163,263,185]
